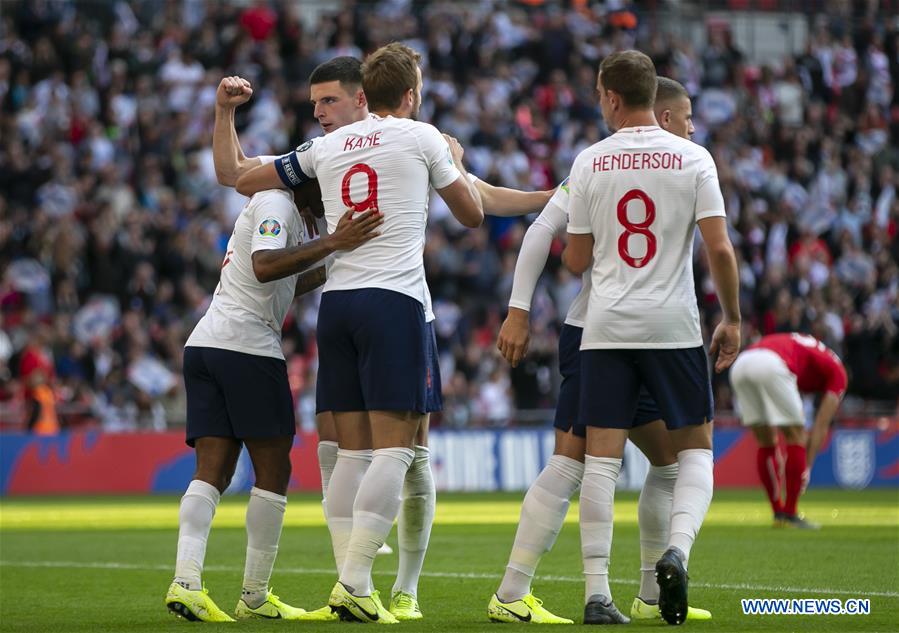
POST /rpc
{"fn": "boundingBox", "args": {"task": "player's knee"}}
[783,425,804,444]
[255,457,292,495]
[752,425,777,447]
[194,471,230,494]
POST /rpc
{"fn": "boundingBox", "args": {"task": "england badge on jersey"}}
[258,218,282,237]
[832,430,875,490]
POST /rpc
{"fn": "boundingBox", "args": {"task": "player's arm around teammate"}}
[250,208,382,282]
[443,134,554,217]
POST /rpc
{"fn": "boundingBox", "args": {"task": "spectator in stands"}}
[1,0,897,431]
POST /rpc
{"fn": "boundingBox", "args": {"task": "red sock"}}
[756,446,783,514]
[783,444,807,516]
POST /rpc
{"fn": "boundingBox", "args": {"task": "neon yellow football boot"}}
[235,590,307,620]
[165,582,235,622]
[487,593,573,624]
[630,596,712,621]
[388,590,423,621]
[296,605,340,621]
[328,581,398,624]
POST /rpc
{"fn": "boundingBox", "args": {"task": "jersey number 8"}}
[617,189,657,268]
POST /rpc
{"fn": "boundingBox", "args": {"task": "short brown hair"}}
[362,42,421,111]
[599,50,657,109]
[655,76,689,106]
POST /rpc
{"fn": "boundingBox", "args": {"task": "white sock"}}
[326,449,372,573]
[497,455,584,602]
[341,447,415,595]
[174,479,220,590]
[580,456,621,603]
[668,449,714,566]
[393,446,436,598]
[637,463,678,602]
[318,440,339,520]
[241,487,287,608]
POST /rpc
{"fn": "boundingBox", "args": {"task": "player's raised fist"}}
[216,76,253,109]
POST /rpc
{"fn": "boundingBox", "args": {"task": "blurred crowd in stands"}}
[1,0,898,433]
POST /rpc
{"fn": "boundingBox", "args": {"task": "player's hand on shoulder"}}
[497,307,530,368]
[442,133,465,164]
[709,320,741,373]
[327,208,384,251]
[216,76,253,108]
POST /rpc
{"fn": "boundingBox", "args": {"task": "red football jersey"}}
[749,333,848,396]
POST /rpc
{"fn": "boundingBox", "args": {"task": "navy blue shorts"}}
[425,321,443,412]
[554,325,663,437]
[316,288,428,413]
[578,346,713,430]
[183,346,295,447]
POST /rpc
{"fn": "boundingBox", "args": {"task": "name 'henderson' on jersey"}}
[273,113,461,307]
[566,126,726,349]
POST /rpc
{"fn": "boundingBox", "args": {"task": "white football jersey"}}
[507,178,589,327]
[275,114,461,308]
[566,126,726,349]
[186,189,303,359]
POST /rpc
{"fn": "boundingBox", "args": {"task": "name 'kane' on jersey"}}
[273,114,460,307]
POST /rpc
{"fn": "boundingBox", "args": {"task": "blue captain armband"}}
[274,151,311,187]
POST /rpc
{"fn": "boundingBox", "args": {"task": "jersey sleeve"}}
[250,193,297,254]
[417,124,462,190]
[823,354,848,397]
[565,164,592,235]
[274,139,318,188]
[508,193,568,311]
[694,149,726,222]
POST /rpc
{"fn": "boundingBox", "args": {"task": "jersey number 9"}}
[341,163,380,213]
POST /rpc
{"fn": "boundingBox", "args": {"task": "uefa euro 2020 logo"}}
[259,218,282,237]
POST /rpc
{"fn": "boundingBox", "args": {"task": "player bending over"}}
[730,332,847,529]
[562,51,740,626]
[487,76,711,626]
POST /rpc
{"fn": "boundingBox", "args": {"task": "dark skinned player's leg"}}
[173,436,242,593]
[236,436,295,609]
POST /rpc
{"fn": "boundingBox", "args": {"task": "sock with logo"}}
[174,479,220,591]
[241,487,287,608]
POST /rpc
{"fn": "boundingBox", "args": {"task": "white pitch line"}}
[2,560,897,599]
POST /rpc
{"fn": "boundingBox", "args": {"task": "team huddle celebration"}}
[3,0,896,631]
[166,29,844,632]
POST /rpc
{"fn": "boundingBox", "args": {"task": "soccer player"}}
[236,42,484,623]
[217,59,548,621]
[729,332,847,529]
[562,51,741,625]
[164,133,382,621]
[489,77,711,625]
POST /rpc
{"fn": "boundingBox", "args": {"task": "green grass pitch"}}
[1,489,897,632]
